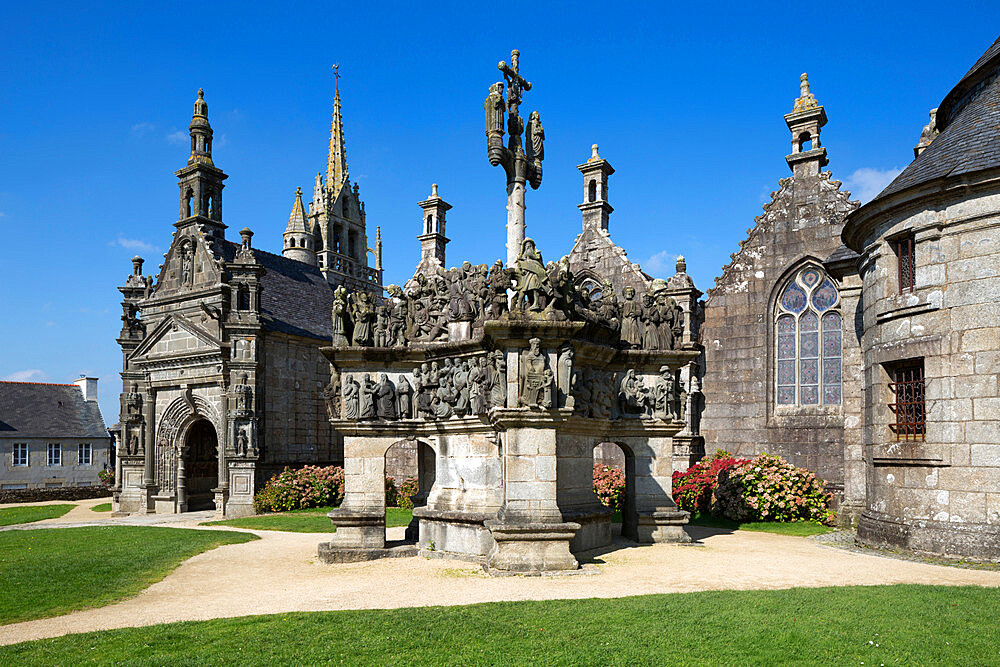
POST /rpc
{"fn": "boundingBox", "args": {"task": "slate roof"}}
[0,382,109,439]
[824,244,860,266]
[219,241,335,341]
[876,36,1000,200]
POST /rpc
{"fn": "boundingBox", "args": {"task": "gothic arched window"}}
[775,266,841,406]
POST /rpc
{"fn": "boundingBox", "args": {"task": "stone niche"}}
[318,319,697,574]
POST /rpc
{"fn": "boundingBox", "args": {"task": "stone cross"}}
[499,50,531,116]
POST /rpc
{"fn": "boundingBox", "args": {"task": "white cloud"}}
[166,130,188,146]
[844,167,902,204]
[131,122,156,136]
[111,236,157,252]
[641,250,679,278]
[3,369,47,382]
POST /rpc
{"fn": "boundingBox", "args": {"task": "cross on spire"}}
[332,63,341,91]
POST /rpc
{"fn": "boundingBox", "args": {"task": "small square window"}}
[888,359,926,441]
[12,443,28,467]
[891,234,916,294]
[47,443,62,466]
[78,443,92,466]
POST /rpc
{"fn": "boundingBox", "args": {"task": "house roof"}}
[876,36,1000,200]
[0,382,109,439]
[219,241,335,341]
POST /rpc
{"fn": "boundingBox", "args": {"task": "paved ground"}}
[2,503,1000,646]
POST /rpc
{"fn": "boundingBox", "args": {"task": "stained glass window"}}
[775,266,842,406]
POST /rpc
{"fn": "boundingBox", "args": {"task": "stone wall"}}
[261,332,341,480]
[853,187,1000,560]
[700,170,862,500]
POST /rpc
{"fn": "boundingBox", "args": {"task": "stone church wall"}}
[260,332,341,481]
[699,172,862,505]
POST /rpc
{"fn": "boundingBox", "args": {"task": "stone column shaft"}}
[506,180,525,268]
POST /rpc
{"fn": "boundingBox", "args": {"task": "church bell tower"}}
[577,144,614,231]
[784,73,829,178]
[174,89,228,238]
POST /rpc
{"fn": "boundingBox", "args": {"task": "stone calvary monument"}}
[319,51,700,574]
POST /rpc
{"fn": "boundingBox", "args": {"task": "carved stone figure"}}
[599,280,620,330]
[487,260,512,319]
[656,294,675,351]
[514,239,551,312]
[374,307,388,347]
[397,376,414,419]
[677,378,688,422]
[618,369,652,416]
[592,370,615,419]
[641,293,660,350]
[557,346,574,410]
[350,292,375,346]
[654,365,677,420]
[670,298,684,349]
[469,356,488,415]
[485,81,505,139]
[385,285,408,347]
[359,374,377,420]
[489,350,507,408]
[375,373,397,420]
[323,368,342,420]
[519,338,553,408]
[572,368,592,416]
[343,375,360,419]
[620,286,643,349]
[236,426,250,457]
[453,360,470,416]
[127,433,140,456]
[526,110,544,163]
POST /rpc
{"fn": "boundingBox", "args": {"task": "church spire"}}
[784,73,828,177]
[175,89,227,235]
[326,73,349,196]
[188,88,214,166]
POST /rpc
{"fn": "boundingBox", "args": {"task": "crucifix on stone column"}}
[485,49,545,267]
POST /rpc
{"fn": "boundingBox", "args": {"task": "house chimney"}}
[74,376,98,402]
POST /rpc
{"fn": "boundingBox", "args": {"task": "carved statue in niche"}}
[359,374,377,420]
[641,293,660,350]
[343,375,360,419]
[236,425,250,457]
[519,337,553,408]
[126,432,140,456]
[514,239,551,312]
[486,260,512,320]
[397,375,414,419]
[620,286,643,349]
[677,378,688,422]
[618,369,652,417]
[375,373,397,420]
[331,286,349,347]
[653,365,677,420]
[670,298,684,349]
[232,374,254,416]
[350,293,375,346]
[557,345,574,410]
[489,350,507,408]
[180,241,194,287]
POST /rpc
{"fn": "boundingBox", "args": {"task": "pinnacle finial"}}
[792,72,819,112]
[295,186,302,197]
[590,144,600,161]
[431,183,438,197]
[800,73,809,96]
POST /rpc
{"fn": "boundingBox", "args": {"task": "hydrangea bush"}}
[593,464,626,511]
[714,453,835,525]
[397,477,419,509]
[384,476,399,508]
[253,465,345,513]
[671,450,750,515]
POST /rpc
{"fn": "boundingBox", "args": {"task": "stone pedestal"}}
[318,507,407,563]
[636,509,691,543]
[485,520,581,574]
[224,460,255,518]
[115,460,148,514]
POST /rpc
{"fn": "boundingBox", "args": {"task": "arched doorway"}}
[593,441,637,540]
[384,439,437,542]
[183,419,218,511]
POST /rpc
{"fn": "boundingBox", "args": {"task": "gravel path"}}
[3,522,999,646]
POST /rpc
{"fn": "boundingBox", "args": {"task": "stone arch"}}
[383,437,438,542]
[593,440,638,540]
[154,394,222,508]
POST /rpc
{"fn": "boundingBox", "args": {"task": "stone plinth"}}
[637,509,691,543]
[320,506,386,558]
[484,520,581,574]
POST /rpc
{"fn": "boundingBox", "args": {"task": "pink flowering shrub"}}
[671,450,750,514]
[253,465,345,513]
[97,468,115,487]
[397,477,419,509]
[593,464,626,511]
[714,453,835,525]
[385,476,399,508]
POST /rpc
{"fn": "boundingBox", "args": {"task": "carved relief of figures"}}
[374,307,388,347]
[519,338,554,408]
[656,294,675,351]
[343,375,360,419]
[397,376,414,419]
[641,294,660,350]
[653,365,677,420]
[620,287,643,349]
[323,368,342,421]
[489,351,507,408]
[469,356,489,415]
[514,239,551,312]
[619,369,653,417]
[385,285,408,347]
[486,261,512,319]
[375,373,397,420]
[453,360,470,415]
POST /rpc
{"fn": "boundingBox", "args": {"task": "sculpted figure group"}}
[331,241,687,352]
[616,365,686,421]
[341,352,508,422]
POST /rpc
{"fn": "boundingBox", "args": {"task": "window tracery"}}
[775,266,841,405]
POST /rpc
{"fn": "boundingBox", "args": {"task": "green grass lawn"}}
[90,502,112,512]
[687,512,832,537]
[0,526,257,625]
[0,504,75,526]
[5,585,996,664]
[201,507,414,533]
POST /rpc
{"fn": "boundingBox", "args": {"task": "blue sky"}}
[1,2,997,424]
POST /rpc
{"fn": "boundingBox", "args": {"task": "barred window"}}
[892,234,915,294]
[775,266,842,406]
[888,360,926,441]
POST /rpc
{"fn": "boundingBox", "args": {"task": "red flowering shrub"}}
[385,476,399,508]
[714,453,835,525]
[671,450,749,514]
[253,465,345,513]
[398,477,419,509]
[97,468,115,487]
[593,464,626,511]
